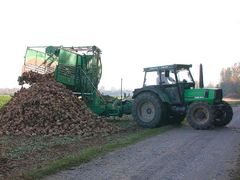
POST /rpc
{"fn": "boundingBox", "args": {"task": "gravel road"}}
[46,106,240,180]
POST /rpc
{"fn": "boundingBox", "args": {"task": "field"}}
[1,96,239,179]
[0,96,11,108]
[0,95,174,179]
[223,98,240,106]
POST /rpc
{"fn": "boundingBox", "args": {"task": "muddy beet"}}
[0,72,118,136]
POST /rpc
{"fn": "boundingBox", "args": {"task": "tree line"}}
[220,62,240,98]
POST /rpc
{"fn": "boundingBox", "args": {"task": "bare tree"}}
[220,63,240,98]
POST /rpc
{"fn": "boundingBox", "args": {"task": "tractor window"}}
[177,69,193,83]
[167,71,176,84]
[144,72,159,86]
[144,71,176,86]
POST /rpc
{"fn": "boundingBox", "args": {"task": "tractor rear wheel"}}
[213,101,233,127]
[132,92,166,128]
[187,102,214,130]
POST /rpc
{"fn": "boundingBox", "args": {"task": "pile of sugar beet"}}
[0,71,118,136]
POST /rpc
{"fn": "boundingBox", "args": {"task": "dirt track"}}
[46,106,240,180]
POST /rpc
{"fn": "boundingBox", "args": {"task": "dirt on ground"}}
[0,71,127,179]
[0,135,106,179]
[0,71,118,137]
[0,116,140,180]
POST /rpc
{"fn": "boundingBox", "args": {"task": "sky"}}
[0,0,240,90]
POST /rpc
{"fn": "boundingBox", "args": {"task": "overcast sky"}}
[0,0,240,90]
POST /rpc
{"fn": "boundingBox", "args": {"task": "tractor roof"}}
[144,64,192,72]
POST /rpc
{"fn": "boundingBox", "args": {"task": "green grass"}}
[227,101,240,106]
[5,136,83,159]
[106,117,137,129]
[23,126,172,180]
[0,95,11,107]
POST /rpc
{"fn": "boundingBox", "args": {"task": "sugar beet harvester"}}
[20,46,132,117]
[20,46,233,130]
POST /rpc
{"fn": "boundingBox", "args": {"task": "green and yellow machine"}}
[21,46,233,130]
[22,46,131,117]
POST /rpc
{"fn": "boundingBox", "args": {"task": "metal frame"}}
[27,46,101,56]
[144,64,192,72]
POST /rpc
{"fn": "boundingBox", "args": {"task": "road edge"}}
[22,125,174,180]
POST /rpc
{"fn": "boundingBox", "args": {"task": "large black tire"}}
[132,92,166,128]
[187,102,214,130]
[213,101,233,127]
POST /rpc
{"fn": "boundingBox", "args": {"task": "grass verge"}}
[23,126,172,179]
[0,95,11,107]
[227,101,240,106]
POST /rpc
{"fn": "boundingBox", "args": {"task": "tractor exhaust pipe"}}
[199,64,204,88]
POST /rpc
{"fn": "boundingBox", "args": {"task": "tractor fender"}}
[132,86,170,104]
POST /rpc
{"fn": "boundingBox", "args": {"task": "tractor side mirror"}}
[165,70,169,77]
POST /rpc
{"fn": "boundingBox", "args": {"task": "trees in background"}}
[220,63,240,98]
[0,88,18,95]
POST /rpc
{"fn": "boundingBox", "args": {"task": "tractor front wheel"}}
[187,102,214,130]
[132,92,166,128]
[213,101,233,127]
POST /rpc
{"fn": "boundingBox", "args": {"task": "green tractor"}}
[132,64,233,130]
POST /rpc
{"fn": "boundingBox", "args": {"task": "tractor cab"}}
[142,64,195,105]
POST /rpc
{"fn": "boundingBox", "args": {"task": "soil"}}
[0,117,140,180]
